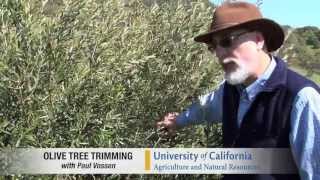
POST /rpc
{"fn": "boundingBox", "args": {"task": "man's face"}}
[209,30,262,85]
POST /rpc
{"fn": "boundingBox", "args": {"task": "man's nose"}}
[215,45,229,61]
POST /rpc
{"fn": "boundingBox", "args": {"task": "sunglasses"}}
[208,31,250,52]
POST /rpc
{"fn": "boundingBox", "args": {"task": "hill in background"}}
[278,26,320,83]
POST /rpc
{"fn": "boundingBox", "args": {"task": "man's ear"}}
[255,32,265,50]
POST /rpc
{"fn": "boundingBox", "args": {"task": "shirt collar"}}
[237,56,277,100]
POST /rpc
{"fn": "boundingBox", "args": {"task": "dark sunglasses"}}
[208,31,250,51]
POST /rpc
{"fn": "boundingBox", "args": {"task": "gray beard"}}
[224,64,251,85]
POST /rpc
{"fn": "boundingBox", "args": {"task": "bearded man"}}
[157,1,320,180]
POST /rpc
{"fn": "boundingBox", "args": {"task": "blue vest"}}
[222,57,320,180]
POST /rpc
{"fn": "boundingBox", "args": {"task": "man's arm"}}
[290,86,320,180]
[157,82,224,133]
[175,83,224,127]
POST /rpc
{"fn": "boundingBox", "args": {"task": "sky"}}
[209,0,320,28]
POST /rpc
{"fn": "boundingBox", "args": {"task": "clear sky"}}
[209,0,320,28]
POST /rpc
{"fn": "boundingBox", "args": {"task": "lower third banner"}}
[0,148,298,174]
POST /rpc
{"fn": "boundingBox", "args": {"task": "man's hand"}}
[157,112,179,137]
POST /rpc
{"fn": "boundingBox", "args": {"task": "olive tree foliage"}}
[0,0,223,149]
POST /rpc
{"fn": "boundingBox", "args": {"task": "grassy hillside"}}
[278,26,320,84]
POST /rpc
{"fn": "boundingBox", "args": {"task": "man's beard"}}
[223,58,251,85]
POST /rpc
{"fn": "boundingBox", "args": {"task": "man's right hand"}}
[156,112,179,137]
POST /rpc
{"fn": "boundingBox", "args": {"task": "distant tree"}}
[306,35,320,49]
